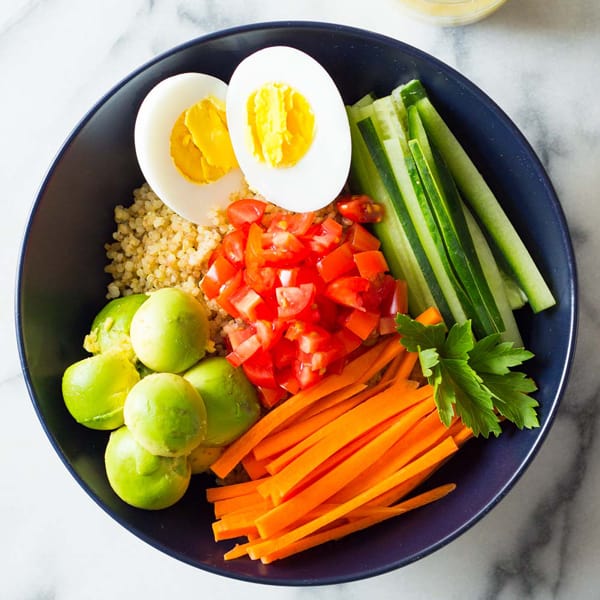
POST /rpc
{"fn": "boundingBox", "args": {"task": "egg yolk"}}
[246,82,315,168]
[169,96,238,184]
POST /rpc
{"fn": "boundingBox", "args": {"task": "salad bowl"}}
[16,21,577,585]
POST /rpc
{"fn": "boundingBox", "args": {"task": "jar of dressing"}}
[397,0,508,26]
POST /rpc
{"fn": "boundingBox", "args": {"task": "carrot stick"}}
[359,335,405,383]
[251,386,368,462]
[265,386,435,503]
[206,477,264,503]
[255,411,435,538]
[258,483,456,564]
[212,491,269,518]
[248,438,458,559]
[290,382,369,423]
[265,379,424,477]
[241,452,269,480]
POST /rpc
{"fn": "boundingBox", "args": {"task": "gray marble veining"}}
[2,1,599,598]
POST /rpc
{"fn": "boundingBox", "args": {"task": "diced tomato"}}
[230,285,266,322]
[276,283,316,319]
[241,348,277,389]
[216,270,244,317]
[221,229,247,267]
[346,223,381,252]
[200,254,238,299]
[310,337,344,371]
[294,358,323,389]
[344,309,380,340]
[268,211,315,236]
[225,322,255,351]
[261,230,309,266]
[379,316,398,335]
[245,222,265,268]
[297,325,331,353]
[244,264,278,295]
[276,366,302,395]
[325,276,371,310]
[226,333,262,367]
[316,242,357,283]
[333,327,364,355]
[336,195,384,223]
[354,250,389,280]
[272,337,297,369]
[254,319,285,351]
[304,217,343,253]
[378,277,408,317]
[227,198,266,229]
[257,385,287,409]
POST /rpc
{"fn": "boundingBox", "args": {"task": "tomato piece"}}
[261,230,309,266]
[226,333,262,367]
[346,223,381,252]
[380,278,408,317]
[221,229,247,267]
[244,264,278,295]
[333,328,363,355]
[316,242,357,283]
[225,322,255,351]
[272,337,297,369]
[216,270,244,317]
[325,276,371,310]
[227,198,267,229]
[268,211,315,236]
[336,195,384,223]
[230,285,265,322]
[200,254,238,299]
[354,250,389,280]
[379,316,398,335]
[311,345,343,372]
[242,348,277,389]
[276,283,316,319]
[344,309,380,340]
[304,217,343,254]
[294,358,323,389]
[297,325,331,353]
[245,222,265,268]
[277,267,300,287]
[254,319,285,351]
[257,385,288,409]
[276,366,301,395]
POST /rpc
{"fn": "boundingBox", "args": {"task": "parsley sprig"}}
[395,314,539,438]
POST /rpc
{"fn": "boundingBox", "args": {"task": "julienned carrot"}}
[265,379,423,477]
[255,413,421,538]
[359,334,405,383]
[258,484,457,564]
[297,381,376,421]
[248,437,459,559]
[251,384,368,462]
[212,491,269,518]
[241,452,269,480]
[210,339,392,479]
[263,385,435,503]
[206,477,264,502]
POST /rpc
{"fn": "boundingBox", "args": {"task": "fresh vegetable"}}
[201,198,409,406]
[346,79,555,344]
[395,313,538,438]
[205,311,470,562]
[183,357,261,446]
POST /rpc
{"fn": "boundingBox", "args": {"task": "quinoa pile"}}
[104,183,235,351]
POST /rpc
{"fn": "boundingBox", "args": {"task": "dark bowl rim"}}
[15,20,579,586]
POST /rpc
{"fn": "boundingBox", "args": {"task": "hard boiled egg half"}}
[226,46,352,212]
[134,73,245,225]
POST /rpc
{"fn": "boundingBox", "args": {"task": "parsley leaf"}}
[395,314,538,438]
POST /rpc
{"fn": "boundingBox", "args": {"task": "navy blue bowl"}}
[16,22,577,585]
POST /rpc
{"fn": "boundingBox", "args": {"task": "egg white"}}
[134,73,245,225]
[226,46,351,213]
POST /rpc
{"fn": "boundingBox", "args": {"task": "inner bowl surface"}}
[16,21,577,585]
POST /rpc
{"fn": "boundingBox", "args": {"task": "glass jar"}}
[397,0,508,26]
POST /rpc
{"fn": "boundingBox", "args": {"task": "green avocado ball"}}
[105,426,191,510]
[183,357,261,447]
[62,351,140,430]
[84,294,148,358]
[129,287,209,373]
[124,372,207,457]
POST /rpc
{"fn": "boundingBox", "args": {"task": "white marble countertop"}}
[2,0,598,598]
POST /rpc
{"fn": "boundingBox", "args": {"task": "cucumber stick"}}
[400,79,556,313]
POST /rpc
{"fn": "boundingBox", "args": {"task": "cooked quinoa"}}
[104,183,235,350]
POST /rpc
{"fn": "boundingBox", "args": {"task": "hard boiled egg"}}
[134,73,245,225]
[226,46,351,212]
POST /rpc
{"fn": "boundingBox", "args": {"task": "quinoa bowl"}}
[16,22,577,585]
